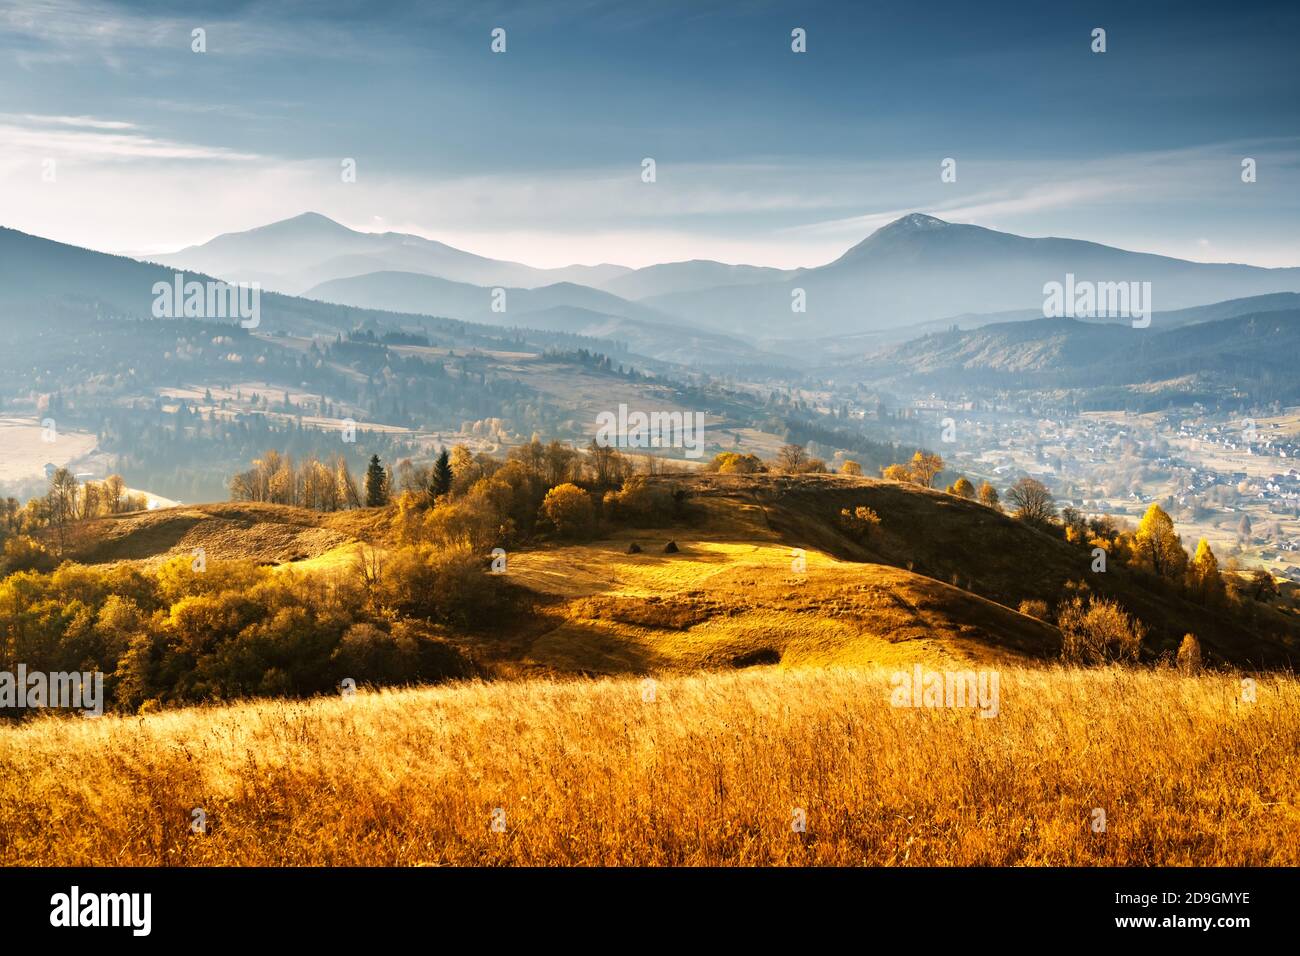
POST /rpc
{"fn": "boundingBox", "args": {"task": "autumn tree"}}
[1189,538,1224,604]
[45,467,79,552]
[709,452,764,475]
[908,451,944,488]
[449,444,480,495]
[776,443,809,474]
[80,480,102,520]
[543,441,578,488]
[1236,513,1253,544]
[540,483,595,538]
[587,439,622,487]
[1006,477,1056,527]
[840,460,863,476]
[1249,569,1279,603]
[335,455,362,509]
[977,481,1000,510]
[948,476,975,499]
[103,474,126,514]
[1133,503,1187,580]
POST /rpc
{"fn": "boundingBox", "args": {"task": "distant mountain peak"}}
[827,212,962,265]
[888,212,951,231]
[250,211,356,235]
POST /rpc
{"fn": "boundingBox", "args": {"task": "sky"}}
[1,0,1297,268]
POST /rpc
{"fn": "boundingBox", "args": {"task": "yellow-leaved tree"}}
[1189,538,1225,605]
[1134,503,1187,580]
[948,476,975,499]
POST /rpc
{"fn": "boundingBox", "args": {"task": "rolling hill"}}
[594,259,794,300]
[854,306,1300,406]
[48,473,1299,672]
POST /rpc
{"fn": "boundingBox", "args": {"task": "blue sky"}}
[1,0,1297,267]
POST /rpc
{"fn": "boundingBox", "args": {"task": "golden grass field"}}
[2,664,1296,866]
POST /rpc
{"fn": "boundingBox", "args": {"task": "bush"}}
[602,476,674,526]
[541,483,595,538]
[1018,599,1050,621]
[1176,633,1202,674]
[2,535,56,574]
[332,621,475,685]
[1056,595,1146,665]
[707,452,765,474]
[838,505,882,541]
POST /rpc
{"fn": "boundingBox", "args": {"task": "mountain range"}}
[6,211,1300,375]
[138,212,1300,346]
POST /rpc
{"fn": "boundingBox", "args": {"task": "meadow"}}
[1,664,1295,866]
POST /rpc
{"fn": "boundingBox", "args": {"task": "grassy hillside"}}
[2,665,1295,866]
[41,473,1299,673]
[860,309,1300,407]
[500,473,1296,670]
[59,502,383,566]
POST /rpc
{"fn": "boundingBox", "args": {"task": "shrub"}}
[708,452,765,474]
[1056,595,1146,665]
[838,505,882,541]
[602,476,674,526]
[331,621,475,686]
[2,535,56,574]
[840,460,863,476]
[541,483,595,538]
[1018,599,1050,621]
[1176,633,1202,674]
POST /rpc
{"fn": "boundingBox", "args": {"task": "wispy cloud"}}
[0,0,404,64]
[0,112,260,161]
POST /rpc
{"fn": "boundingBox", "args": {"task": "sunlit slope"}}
[58,502,384,566]
[675,474,1299,668]
[43,473,1299,670]
[507,535,1057,673]
[505,474,1297,671]
[3,666,1296,866]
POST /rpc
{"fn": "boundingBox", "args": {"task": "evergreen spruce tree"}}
[431,447,453,498]
[364,454,388,507]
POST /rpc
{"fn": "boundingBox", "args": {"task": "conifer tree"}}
[364,454,389,507]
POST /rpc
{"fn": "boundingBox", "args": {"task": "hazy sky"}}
[1,0,1297,268]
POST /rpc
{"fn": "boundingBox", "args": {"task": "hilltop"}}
[41,473,1300,674]
[58,501,388,567]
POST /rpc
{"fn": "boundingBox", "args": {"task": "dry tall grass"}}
[1,665,1296,866]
